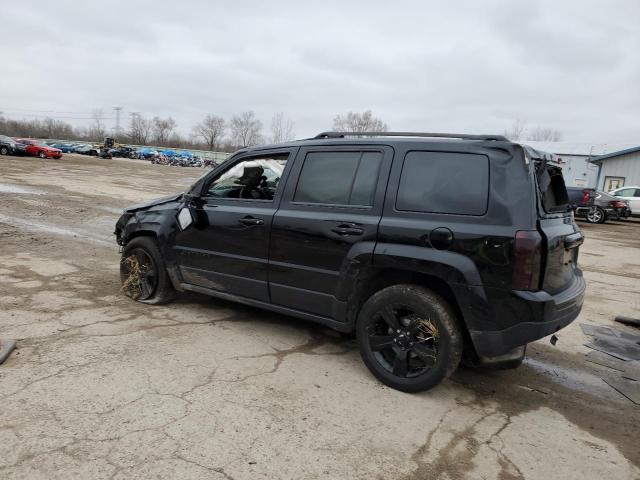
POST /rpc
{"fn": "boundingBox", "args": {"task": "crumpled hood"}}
[123,192,184,213]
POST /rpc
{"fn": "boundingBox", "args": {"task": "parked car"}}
[609,186,640,216]
[11,139,28,156]
[0,134,18,155]
[49,143,76,153]
[109,146,135,158]
[567,187,631,223]
[14,139,62,159]
[115,131,585,392]
[73,144,95,155]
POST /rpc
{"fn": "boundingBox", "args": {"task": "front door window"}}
[206,154,288,200]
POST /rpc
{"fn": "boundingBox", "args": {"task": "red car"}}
[15,139,62,159]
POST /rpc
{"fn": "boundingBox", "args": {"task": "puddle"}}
[0,183,44,195]
[524,356,616,398]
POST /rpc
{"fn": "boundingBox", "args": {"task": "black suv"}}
[115,132,585,392]
[0,135,17,155]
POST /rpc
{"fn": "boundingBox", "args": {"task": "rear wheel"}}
[120,236,175,304]
[586,206,606,224]
[0,146,8,155]
[356,284,463,392]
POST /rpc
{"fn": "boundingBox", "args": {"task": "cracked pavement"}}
[1,154,639,479]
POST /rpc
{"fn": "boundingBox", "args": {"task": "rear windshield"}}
[536,163,569,213]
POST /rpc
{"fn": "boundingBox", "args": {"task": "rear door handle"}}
[239,216,264,226]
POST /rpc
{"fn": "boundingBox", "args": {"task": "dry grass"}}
[120,255,143,300]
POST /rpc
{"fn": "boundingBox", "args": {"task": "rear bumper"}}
[469,270,585,357]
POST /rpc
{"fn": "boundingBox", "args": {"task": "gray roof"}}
[589,145,640,163]
[521,141,639,157]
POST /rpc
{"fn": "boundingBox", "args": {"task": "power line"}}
[0,112,117,120]
[0,107,113,114]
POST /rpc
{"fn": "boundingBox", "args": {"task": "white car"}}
[609,186,640,215]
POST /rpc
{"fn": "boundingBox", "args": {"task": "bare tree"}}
[193,114,226,151]
[128,113,152,145]
[527,126,562,142]
[88,108,106,141]
[269,112,295,143]
[503,119,526,141]
[152,116,177,145]
[230,111,263,147]
[332,110,388,132]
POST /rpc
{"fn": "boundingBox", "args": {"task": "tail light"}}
[581,189,590,204]
[610,200,626,209]
[512,230,542,291]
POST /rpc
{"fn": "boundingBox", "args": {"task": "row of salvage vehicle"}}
[0,135,214,168]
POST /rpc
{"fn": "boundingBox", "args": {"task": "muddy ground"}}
[1,153,639,480]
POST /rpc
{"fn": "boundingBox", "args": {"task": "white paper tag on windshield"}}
[177,207,193,230]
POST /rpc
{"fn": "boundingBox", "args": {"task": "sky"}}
[1,0,639,143]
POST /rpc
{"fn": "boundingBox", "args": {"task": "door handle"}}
[331,225,364,236]
[239,216,264,226]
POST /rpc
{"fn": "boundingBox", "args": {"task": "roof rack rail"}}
[312,131,508,141]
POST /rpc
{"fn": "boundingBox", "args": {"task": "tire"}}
[0,146,8,155]
[356,284,463,392]
[586,207,606,224]
[120,236,175,304]
[38,150,47,159]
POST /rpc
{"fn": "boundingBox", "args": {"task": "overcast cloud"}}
[1,0,639,142]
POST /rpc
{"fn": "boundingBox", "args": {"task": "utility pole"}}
[113,106,123,138]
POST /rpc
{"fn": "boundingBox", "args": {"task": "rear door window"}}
[396,151,489,215]
[294,151,382,206]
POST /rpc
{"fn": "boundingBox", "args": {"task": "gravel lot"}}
[1,153,639,479]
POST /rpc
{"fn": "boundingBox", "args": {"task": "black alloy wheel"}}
[366,305,439,378]
[357,285,463,392]
[121,248,158,301]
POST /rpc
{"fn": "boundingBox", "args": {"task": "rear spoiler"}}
[522,145,562,164]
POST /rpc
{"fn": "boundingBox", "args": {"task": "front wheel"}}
[586,206,606,224]
[38,150,47,159]
[0,146,8,155]
[356,284,463,392]
[120,236,175,304]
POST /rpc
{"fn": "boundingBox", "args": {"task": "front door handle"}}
[331,225,364,236]
[239,216,264,226]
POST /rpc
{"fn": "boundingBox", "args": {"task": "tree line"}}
[0,110,561,151]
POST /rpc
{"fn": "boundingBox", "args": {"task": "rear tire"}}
[356,284,463,392]
[120,236,175,304]
[586,207,606,224]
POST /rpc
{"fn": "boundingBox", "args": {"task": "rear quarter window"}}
[396,151,489,215]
